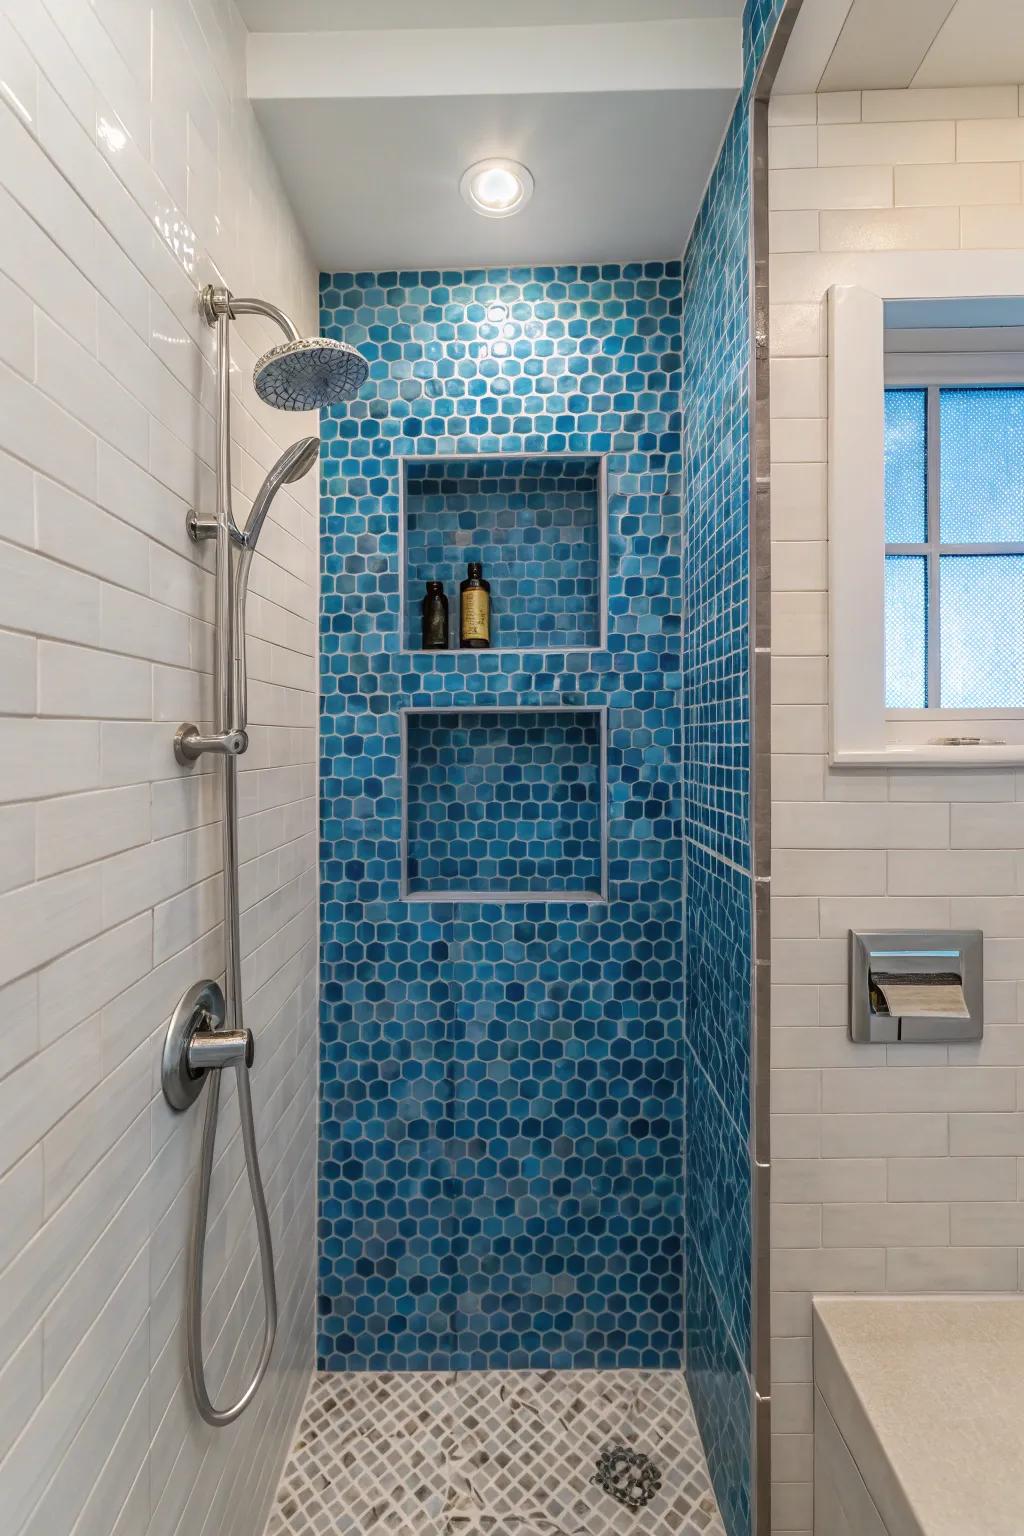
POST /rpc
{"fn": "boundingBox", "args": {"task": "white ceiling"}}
[235,0,738,31]
[776,0,1024,93]
[243,6,742,270]
[253,90,735,271]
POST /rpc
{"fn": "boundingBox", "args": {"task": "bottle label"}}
[461,589,490,641]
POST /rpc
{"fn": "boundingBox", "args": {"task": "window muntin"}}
[884,385,1024,710]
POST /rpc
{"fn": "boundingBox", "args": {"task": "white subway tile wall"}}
[0,3,319,1535]
[768,83,1024,1536]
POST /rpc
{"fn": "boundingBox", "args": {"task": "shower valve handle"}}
[188,1025,254,1074]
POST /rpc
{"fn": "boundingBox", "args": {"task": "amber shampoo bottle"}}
[421,581,449,649]
[459,561,491,648]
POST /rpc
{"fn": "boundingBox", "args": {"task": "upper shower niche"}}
[401,454,607,652]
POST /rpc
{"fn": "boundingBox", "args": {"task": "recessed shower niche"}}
[400,454,607,651]
[401,706,608,902]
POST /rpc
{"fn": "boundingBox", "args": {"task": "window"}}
[827,283,1024,767]
[884,386,1024,710]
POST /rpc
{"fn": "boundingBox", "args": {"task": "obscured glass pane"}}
[885,389,927,543]
[940,388,1024,543]
[885,555,928,708]
[940,555,1024,707]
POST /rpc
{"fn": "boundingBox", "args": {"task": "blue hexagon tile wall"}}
[319,263,684,1372]
[680,4,792,1532]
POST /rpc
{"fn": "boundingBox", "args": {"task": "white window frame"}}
[828,283,1024,768]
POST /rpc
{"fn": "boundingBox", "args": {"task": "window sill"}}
[832,744,1024,768]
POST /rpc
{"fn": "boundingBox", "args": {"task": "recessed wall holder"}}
[849,930,983,1044]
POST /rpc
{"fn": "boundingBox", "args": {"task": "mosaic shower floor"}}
[264,1369,725,1536]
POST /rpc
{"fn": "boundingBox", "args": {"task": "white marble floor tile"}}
[265,1369,725,1536]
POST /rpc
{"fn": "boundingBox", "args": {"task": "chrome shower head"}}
[253,336,368,410]
[277,435,320,484]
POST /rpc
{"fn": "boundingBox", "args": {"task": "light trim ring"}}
[460,158,534,219]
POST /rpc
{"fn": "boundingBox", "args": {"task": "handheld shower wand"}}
[161,285,366,1427]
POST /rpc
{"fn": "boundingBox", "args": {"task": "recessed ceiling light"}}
[460,158,534,219]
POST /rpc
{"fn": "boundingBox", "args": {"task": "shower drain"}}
[591,1445,663,1511]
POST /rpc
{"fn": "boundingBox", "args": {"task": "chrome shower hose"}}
[187,1051,278,1425]
[186,754,277,1427]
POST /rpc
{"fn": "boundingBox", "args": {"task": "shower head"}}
[276,435,320,484]
[242,436,320,548]
[253,336,368,411]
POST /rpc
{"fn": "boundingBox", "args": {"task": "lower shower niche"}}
[401,706,607,902]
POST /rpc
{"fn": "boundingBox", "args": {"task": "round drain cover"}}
[592,1445,662,1511]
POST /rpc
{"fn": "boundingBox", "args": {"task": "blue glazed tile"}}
[319,263,683,1373]
[683,103,752,872]
[685,845,752,1145]
[680,0,789,1515]
[685,1234,752,1536]
[685,1046,751,1370]
[744,0,789,82]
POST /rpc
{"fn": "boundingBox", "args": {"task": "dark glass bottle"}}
[421,580,449,649]
[459,561,491,648]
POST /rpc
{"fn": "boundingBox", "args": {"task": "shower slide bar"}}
[160,284,366,1426]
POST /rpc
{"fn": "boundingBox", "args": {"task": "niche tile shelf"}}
[400,454,607,652]
[401,706,607,902]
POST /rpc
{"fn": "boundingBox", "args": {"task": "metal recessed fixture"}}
[460,157,534,218]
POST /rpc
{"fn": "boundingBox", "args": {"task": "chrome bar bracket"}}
[175,723,248,765]
[200,283,232,325]
[186,510,218,543]
[187,510,245,547]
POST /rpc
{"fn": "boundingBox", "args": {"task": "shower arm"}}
[202,284,301,343]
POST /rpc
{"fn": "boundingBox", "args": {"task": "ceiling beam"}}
[247,19,741,101]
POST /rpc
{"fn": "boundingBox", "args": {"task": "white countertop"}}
[813,1296,1024,1536]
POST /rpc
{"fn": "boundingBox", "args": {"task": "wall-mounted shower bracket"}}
[185,510,246,546]
[186,510,220,544]
[174,722,248,764]
[187,510,215,542]
[200,284,233,325]
[161,978,253,1112]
